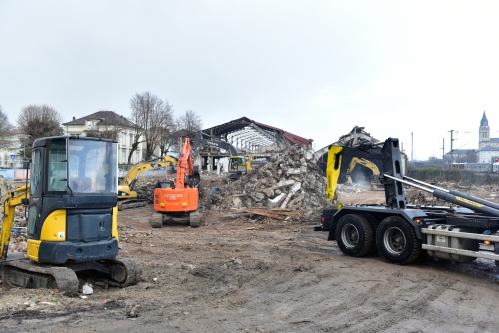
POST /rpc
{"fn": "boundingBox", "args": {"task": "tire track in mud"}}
[179,240,354,332]
[183,241,332,327]
[306,271,457,333]
[199,260,304,311]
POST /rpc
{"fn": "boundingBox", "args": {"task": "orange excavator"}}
[149,137,201,228]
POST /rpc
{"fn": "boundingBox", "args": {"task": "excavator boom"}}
[345,157,383,190]
[0,186,29,260]
[117,155,178,210]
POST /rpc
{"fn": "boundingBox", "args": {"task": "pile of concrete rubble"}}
[202,144,347,218]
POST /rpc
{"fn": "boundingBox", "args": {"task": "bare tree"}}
[456,150,478,164]
[0,105,13,150]
[17,104,63,157]
[127,108,145,164]
[129,92,175,161]
[176,110,202,135]
[158,123,179,156]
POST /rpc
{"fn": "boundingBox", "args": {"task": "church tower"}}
[479,111,490,149]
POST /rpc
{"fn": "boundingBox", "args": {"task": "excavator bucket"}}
[325,146,343,201]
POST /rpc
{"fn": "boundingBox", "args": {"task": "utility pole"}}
[442,138,445,170]
[449,130,457,169]
[411,132,414,168]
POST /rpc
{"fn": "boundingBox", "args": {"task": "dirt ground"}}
[2,183,499,332]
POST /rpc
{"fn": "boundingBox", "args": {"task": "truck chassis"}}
[320,138,499,266]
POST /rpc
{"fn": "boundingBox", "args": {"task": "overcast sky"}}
[1,1,497,160]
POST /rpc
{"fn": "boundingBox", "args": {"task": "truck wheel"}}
[335,214,374,257]
[376,216,421,265]
[363,213,380,255]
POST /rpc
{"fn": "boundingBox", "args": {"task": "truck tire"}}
[376,216,421,265]
[335,214,374,257]
[363,213,380,255]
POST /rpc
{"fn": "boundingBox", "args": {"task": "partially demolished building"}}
[188,117,312,171]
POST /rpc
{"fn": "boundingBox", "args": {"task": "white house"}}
[62,111,144,165]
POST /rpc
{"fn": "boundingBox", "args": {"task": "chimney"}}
[73,116,75,120]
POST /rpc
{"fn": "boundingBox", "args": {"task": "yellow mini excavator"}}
[117,155,178,210]
[345,157,384,190]
[0,135,142,295]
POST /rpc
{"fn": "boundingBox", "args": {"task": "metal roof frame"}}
[189,117,311,154]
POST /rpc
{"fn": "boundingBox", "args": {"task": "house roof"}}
[445,149,476,156]
[479,145,499,152]
[62,111,136,128]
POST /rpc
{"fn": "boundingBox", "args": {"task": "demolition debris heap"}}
[206,144,338,216]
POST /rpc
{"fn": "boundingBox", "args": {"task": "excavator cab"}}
[229,157,245,170]
[27,136,120,263]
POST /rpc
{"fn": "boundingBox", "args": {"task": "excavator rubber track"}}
[1,259,79,296]
[189,210,201,228]
[1,257,142,296]
[150,211,202,228]
[117,198,148,211]
[100,258,143,288]
[150,212,163,228]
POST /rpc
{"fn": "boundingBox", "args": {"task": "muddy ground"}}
[2,179,499,332]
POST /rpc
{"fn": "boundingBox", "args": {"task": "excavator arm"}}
[194,132,239,156]
[176,137,194,189]
[117,155,178,210]
[345,157,382,187]
[120,155,177,188]
[118,156,177,198]
[347,157,380,176]
[0,185,29,260]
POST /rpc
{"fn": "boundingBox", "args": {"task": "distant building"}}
[477,111,499,163]
[62,111,144,165]
[442,111,499,166]
[0,128,27,168]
